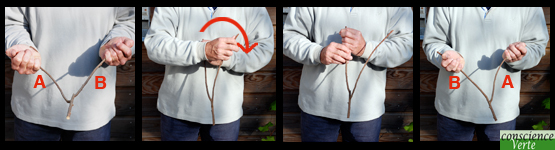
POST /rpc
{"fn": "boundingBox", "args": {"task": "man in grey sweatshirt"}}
[423,7,548,141]
[145,7,274,141]
[5,7,135,141]
[283,7,413,142]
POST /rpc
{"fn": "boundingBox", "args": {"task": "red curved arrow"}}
[199,17,258,54]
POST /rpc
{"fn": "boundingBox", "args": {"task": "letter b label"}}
[449,76,460,89]
[95,76,106,89]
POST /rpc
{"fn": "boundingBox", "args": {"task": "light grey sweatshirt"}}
[283,7,413,122]
[144,7,274,124]
[423,7,548,124]
[5,7,135,131]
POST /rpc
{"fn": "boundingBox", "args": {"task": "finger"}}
[508,50,517,62]
[221,37,238,45]
[331,54,347,64]
[340,27,348,38]
[111,49,119,65]
[227,43,240,52]
[11,48,23,58]
[116,42,132,58]
[516,42,527,55]
[105,49,113,65]
[441,52,449,60]
[123,38,135,48]
[441,58,453,68]
[452,58,461,73]
[5,48,14,58]
[447,58,459,72]
[333,44,352,59]
[26,57,35,74]
[342,37,354,45]
[503,50,513,62]
[19,50,33,73]
[115,49,127,66]
[33,58,41,72]
[509,44,522,58]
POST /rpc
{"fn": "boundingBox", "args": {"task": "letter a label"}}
[502,75,514,88]
[34,75,46,88]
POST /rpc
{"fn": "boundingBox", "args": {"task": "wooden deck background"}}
[282,7,414,142]
[140,7,277,141]
[419,7,551,141]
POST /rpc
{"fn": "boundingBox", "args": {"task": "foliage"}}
[404,122,413,132]
[261,136,275,141]
[259,100,276,141]
[258,122,274,132]
[532,98,550,130]
[404,122,413,142]
[541,97,550,109]
[532,120,548,130]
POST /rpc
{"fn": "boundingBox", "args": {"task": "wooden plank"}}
[141,72,276,95]
[142,93,276,117]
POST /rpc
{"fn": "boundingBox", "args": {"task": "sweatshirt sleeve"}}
[422,7,453,69]
[101,7,136,56]
[144,7,207,66]
[362,7,413,68]
[283,7,324,66]
[5,7,37,51]
[220,7,274,73]
[506,7,548,70]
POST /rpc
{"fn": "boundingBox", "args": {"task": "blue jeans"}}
[14,116,111,141]
[437,114,516,141]
[301,110,382,142]
[160,113,240,141]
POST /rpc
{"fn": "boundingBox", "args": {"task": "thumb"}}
[123,38,135,48]
[516,42,526,50]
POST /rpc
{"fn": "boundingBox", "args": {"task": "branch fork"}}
[345,29,393,118]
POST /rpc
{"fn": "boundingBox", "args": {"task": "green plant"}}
[532,120,548,130]
[533,98,550,130]
[259,100,276,141]
[541,97,550,109]
[403,122,413,142]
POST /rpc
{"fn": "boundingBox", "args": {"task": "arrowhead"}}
[237,42,258,54]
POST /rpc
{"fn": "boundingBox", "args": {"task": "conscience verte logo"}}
[500,130,555,150]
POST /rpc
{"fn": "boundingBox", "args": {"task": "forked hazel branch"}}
[345,29,393,118]
[40,58,106,120]
[436,51,505,121]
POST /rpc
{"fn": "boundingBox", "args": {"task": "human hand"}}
[205,34,240,62]
[340,27,366,57]
[201,39,222,66]
[440,50,465,73]
[320,42,353,65]
[503,42,527,63]
[100,36,134,66]
[5,44,41,74]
